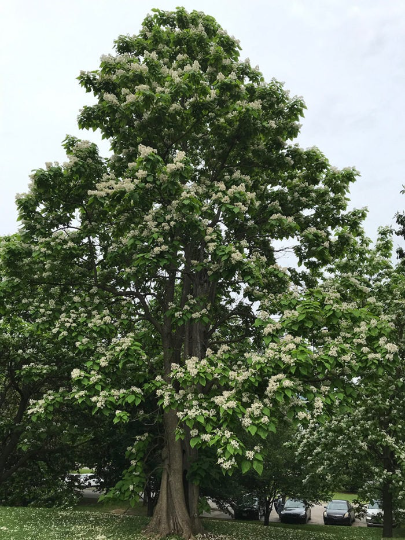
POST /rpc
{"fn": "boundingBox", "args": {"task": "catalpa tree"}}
[0,236,76,485]
[14,8,366,538]
[288,228,405,539]
[0,235,102,506]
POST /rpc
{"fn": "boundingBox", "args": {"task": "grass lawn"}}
[332,493,358,502]
[1,507,405,540]
[74,497,147,515]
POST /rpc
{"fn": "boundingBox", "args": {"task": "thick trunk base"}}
[144,473,204,539]
[144,410,204,539]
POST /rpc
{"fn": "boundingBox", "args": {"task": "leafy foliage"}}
[2,7,372,537]
[289,228,405,538]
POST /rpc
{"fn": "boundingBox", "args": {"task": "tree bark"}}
[381,443,394,539]
[144,409,204,539]
[145,270,208,538]
[382,479,394,538]
[263,497,271,526]
[183,428,201,533]
[263,488,277,526]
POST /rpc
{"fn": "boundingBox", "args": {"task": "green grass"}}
[0,507,404,539]
[205,519,405,539]
[0,507,149,540]
[75,498,147,515]
[332,493,358,502]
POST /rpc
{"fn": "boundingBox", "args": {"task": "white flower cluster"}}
[185,357,200,377]
[90,391,108,409]
[138,144,157,158]
[71,368,84,379]
[267,368,284,388]
[217,456,236,470]
[103,93,120,105]
[27,391,58,415]
[212,390,237,410]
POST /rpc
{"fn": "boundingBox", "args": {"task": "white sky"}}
[1,0,405,250]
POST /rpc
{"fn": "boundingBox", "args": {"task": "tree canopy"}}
[4,7,372,538]
[289,227,405,538]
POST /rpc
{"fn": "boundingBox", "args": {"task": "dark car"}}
[323,499,355,526]
[279,499,311,524]
[234,494,260,520]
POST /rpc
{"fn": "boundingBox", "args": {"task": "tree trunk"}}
[263,497,271,526]
[382,479,394,538]
[145,409,204,539]
[183,429,201,532]
[263,488,277,526]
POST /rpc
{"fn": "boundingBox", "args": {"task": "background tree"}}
[12,7,366,538]
[0,235,82,502]
[287,227,405,539]
[0,234,146,507]
[200,420,331,526]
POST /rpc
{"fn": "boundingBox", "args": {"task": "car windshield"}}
[284,500,305,509]
[328,501,348,510]
[238,495,257,507]
[368,502,382,510]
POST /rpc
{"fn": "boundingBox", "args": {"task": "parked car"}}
[366,501,383,527]
[323,499,355,526]
[234,494,260,521]
[279,499,311,524]
[66,473,101,489]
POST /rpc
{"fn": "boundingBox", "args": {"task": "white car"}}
[366,501,383,527]
[66,473,101,488]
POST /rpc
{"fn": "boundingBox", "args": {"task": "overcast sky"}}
[1,0,405,250]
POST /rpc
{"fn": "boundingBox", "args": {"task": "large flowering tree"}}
[12,8,369,538]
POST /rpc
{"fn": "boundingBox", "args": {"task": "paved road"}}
[81,488,103,499]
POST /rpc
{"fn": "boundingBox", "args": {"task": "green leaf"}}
[268,422,276,433]
[253,460,263,475]
[190,437,200,448]
[247,425,257,436]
